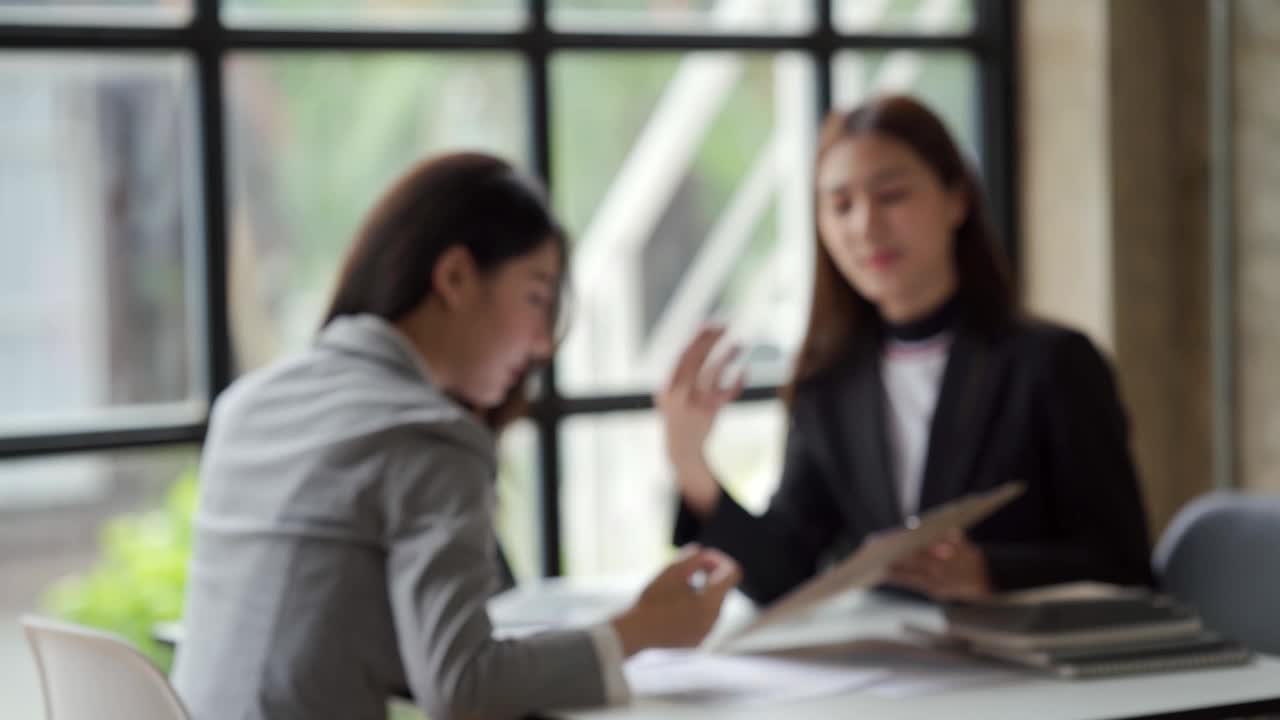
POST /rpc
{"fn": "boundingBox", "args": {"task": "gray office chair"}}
[1153,492,1280,655]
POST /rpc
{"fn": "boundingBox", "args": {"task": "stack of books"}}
[931,583,1253,679]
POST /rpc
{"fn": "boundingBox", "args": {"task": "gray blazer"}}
[172,315,607,720]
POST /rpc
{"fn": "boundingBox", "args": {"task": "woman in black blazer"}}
[657,95,1154,605]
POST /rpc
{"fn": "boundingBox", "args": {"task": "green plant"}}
[42,469,198,671]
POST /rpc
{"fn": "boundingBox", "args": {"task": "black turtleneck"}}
[882,294,961,342]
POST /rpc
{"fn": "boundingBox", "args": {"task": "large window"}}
[0,0,1013,714]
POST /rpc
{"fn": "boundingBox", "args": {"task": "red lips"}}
[865,249,901,270]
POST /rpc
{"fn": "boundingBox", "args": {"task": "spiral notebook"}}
[941,594,1204,652]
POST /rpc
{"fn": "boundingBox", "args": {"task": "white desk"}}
[489,578,1280,720]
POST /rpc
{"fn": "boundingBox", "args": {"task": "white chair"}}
[20,615,191,720]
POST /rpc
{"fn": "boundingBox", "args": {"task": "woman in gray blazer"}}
[172,153,741,720]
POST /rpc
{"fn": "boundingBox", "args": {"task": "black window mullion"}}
[975,0,1019,265]
[0,26,979,52]
[193,0,233,402]
[526,0,563,579]
[0,25,191,48]
[544,31,976,52]
[0,425,207,460]
[554,386,779,417]
[815,0,834,119]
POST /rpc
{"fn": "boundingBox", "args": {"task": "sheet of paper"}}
[770,639,1030,700]
[623,649,888,705]
[709,483,1024,651]
[857,645,1029,700]
[862,665,1026,699]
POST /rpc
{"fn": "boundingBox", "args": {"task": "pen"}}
[689,569,708,593]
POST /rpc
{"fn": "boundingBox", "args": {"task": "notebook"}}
[1029,638,1252,679]
[904,624,1254,680]
[941,594,1202,651]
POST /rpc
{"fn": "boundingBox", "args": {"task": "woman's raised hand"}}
[654,326,745,516]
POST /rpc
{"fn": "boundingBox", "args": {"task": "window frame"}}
[0,0,1018,577]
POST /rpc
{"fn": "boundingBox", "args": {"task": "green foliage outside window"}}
[41,469,198,671]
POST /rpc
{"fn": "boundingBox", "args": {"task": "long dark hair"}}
[321,152,568,429]
[782,94,1016,407]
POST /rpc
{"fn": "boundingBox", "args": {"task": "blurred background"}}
[0,1,1276,717]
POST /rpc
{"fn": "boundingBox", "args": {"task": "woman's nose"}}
[846,198,878,237]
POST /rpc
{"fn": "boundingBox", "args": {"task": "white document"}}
[623,649,888,705]
[862,665,1026,699]
[709,483,1025,651]
[858,645,1029,700]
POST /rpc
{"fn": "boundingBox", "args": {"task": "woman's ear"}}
[431,245,479,310]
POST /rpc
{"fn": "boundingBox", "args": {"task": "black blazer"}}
[675,318,1155,605]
